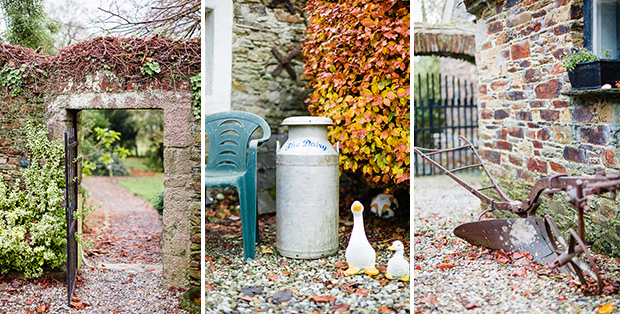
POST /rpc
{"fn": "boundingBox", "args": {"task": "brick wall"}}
[466,0,620,255]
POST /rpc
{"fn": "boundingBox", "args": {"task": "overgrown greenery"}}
[303,0,410,189]
[0,122,66,278]
[562,47,599,71]
[0,0,60,55]
[191,72,201,119]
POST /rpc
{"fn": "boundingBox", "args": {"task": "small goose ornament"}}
[386,240,409,281]
[345,201,379,276]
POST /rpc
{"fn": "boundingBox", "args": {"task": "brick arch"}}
[414,23,476,64]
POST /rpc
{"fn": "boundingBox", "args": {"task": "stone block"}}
[563,146,586,163]
[162,254,189,289]
[580,125,610,145]
[164,148,193,189]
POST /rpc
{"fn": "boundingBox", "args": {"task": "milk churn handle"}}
[335,142,339,154]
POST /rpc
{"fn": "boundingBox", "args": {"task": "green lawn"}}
[115,173,164,203]
[122,157,152,172]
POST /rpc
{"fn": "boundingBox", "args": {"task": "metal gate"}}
[65,127,78,305]
[414,74,478,176]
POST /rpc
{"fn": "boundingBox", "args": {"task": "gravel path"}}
[205,197,411,313]
[0,176,186,313]
[414,174,620,313]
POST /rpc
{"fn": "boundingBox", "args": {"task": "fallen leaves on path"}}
[311,295,337,303]
[598,302,614,313]
[435,263,454,269]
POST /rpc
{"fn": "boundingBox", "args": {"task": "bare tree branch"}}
[97,0,200,38]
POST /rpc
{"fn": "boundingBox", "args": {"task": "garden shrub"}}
[303,0,410,189]
[153,190,164,215]
[0,122,66,278]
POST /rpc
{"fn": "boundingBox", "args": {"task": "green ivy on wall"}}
[0,122,66,278]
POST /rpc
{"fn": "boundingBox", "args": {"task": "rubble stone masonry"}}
[466,0,620,255]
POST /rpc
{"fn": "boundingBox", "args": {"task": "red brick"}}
[508,128,524,138]
[540,110,560,121]
[506,90,525,100]
[533,141,543,148]
[479,84,488,95]
[490,80,506,91]
[509,155,523,166]
[515,111,532,121]
[481,109,493,119]
[516,169,533,182]
[496,141,512,150]
[511,42,530,60]
[552,100,568,108]
[549,161,566,173]
[553,24,571,35]
[488,21,503,34]
[603,149,615,167]
[563,147,586,163]
[525,69,541,83]
[535,79,561,99]
[527,158,548,174]
[537,128,551,140]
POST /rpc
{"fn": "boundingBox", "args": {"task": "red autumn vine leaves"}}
[303,0,410,188]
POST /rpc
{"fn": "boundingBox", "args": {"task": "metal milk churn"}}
[276,116,339,259]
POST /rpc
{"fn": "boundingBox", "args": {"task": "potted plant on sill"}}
[562,47,620,90]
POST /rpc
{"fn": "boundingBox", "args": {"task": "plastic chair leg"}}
[238,185,256,262]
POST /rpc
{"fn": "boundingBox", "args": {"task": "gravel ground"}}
[0,176,187,314]
[205,202,411,313]
[414,174,620,314]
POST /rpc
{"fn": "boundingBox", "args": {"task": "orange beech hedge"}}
[303,0,410,189]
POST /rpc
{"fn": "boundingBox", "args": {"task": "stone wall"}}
[231,0,310,132]
[465,0,620,255]
[229,0,310,214]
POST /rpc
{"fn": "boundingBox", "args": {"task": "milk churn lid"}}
[282,116,333,126]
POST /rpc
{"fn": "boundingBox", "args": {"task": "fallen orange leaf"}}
[420,295,439,305]
[435,263,454,269]
[36,305,48,313]
[378,306,392,313]
[598,303,614,314]
[355,289,368,297]
[311,295,337,303]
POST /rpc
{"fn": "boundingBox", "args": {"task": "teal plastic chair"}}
[204,111,271,262]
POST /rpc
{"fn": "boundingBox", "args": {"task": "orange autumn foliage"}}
[303,0,410,189]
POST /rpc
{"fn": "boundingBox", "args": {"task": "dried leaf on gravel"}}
[435,263,454,269]
[36,305,48,313]
[513,268,527,277]
[420,295,439,305]
[261,247,274,254]
[464,302,477,310]
[311,295,337,303]
[378,306,393,313]
[355,288,369,296]
[278,259,290,268]
[70,299,87,309]
[331,303,349,313]
[334,260,348,269]
[267,274,281,281]
[25,299,34,305]
[598,302,614,313]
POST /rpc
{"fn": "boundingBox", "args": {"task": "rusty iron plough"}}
[414,136,620,294]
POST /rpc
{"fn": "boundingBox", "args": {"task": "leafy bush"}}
[153,190,164,215]
[562,47,599,71]
[88,152,131,176]
[0,122,66,278]
[303,0,410,188]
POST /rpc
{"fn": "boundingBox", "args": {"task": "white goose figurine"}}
[386,240,409,281]
[345,201,379,276]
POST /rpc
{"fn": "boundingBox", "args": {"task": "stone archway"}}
[46,90,195,288]
[414,23,476,64]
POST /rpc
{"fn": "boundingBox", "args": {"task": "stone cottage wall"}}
[465,0,620,255]
[231,0,309,130]
[229,0,310,214]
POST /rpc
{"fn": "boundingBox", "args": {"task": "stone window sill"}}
[562,89,620,97]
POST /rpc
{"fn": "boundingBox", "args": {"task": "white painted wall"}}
[203,0,233,115]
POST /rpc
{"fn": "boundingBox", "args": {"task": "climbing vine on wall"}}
[303,0,410,188]
[0,122,66,278]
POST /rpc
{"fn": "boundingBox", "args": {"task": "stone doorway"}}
[47,91,197,288]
